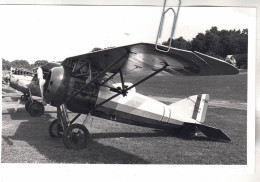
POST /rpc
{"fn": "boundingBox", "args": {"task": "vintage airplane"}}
[5,63,59,116]
[34,42,238,149]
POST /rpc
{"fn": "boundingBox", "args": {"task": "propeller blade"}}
[196,124,231,142]
[37,67,45,99]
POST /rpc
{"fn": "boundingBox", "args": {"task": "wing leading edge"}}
[62,43,239,77]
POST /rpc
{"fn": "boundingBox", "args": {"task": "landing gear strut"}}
[20,94,30,102]
[49,105,90,149]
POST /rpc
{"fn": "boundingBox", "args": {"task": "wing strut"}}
[119,69,126,96]
[92,62,169,111]
[67,50,130,101]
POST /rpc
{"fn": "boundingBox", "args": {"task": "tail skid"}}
[169,94,231,141]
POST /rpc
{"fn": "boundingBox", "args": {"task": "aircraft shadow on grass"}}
[2,108,149,163]
[90,130,220,142]
[2,108,220,164]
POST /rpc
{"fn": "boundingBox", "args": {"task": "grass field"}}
[1,72,247,164]
[132,72,247,103]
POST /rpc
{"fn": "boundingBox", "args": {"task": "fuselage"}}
[91,83,199,130]
[9,74,41,97]
[44,66,200,130]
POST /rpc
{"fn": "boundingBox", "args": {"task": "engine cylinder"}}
[65,77,99,114]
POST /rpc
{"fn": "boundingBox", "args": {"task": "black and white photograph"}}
[0,0,258,182]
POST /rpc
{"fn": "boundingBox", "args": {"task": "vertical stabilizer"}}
[169,94,209,123]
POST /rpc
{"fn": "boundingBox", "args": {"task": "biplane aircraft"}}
[34,42,238,149]
[5,63,59,116]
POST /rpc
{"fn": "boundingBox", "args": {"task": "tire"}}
[28,101,45,117]
[63,124,90,150]
[49,119,63,138]
[25,100,32,112]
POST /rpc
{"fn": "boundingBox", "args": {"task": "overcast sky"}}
[0,5,255,63]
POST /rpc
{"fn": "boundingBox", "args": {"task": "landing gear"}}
[20,91,45,117]
[63,124,90,150]
[49,119,63,138]
[27,100,45,117]
[25,100,31,112]
[49,105,90,149]
[20,94,30,102]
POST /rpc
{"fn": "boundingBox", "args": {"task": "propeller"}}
[37,67,45,100]
[4,68,14,88]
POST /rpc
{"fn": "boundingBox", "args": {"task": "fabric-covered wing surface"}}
[62,43,239,76]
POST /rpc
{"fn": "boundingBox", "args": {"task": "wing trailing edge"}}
[61,42,239,77]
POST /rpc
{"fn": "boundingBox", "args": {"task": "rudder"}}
[169,94,209,123]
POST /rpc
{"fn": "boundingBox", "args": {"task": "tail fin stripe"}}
[192,94,202,120]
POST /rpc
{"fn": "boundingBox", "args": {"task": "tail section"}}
[169,94,209,123]
[169,94,231,142]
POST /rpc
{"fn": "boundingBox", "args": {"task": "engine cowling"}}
[43,66,100,114]
[43,66,69,107]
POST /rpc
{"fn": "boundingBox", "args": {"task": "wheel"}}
[25,100,32,112]
[63,124,90,150]
[49,119,63,138]
[28,101,45,117]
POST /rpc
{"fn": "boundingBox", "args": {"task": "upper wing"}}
[62,43,239,76]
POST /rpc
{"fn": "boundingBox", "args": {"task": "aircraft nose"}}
[3,74,10,84]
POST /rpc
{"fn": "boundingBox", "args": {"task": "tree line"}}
[2,26,248,70]
[2,47,115,71]
[2,59,49,71]
[163,26,248,68]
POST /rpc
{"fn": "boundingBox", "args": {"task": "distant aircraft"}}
[35,43,238,149]
[6,63,60,117]
[225,55,237,68]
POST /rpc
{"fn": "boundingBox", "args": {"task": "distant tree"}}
[104,46,115,50]
[91,47,102,52]
[191,33,206,53]
[10,60,31,69]
[163,37,192,50]
[191,26,248,68]
[91,46,115,52]
[2,58,11,70]
[204,27,221,55]
[233,54,247,69]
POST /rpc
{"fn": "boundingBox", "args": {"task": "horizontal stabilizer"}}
[196,124,231,142]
